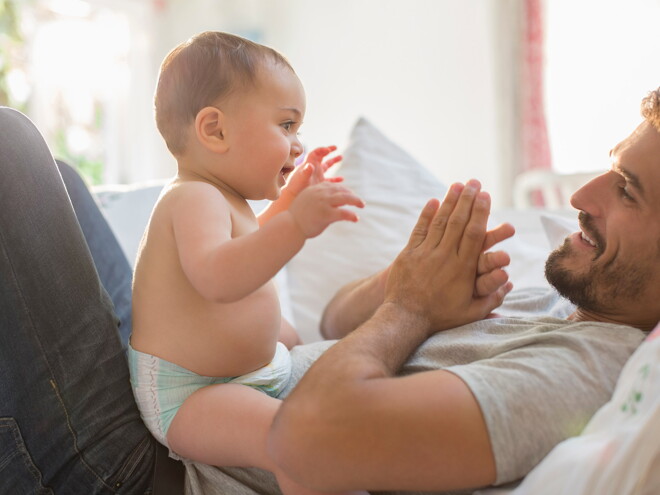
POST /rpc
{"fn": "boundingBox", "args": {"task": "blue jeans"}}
[0,107,155,493]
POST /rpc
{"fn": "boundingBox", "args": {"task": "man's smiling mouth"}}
[580,230,596,247]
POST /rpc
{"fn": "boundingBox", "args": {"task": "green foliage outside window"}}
[0,0,105,184]
[0,0,24,110]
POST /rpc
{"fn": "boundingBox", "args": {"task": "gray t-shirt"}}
[184,288,646,494]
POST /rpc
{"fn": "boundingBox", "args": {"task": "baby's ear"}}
[194,106,228,153]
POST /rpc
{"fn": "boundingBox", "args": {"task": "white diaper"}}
[128,341,292,455]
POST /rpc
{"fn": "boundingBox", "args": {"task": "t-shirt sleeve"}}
[447,323,645,485]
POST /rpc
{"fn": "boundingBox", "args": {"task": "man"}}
[266,89,660,493]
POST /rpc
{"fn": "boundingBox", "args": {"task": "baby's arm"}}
[172,180,363,304]
[258,146,342,226]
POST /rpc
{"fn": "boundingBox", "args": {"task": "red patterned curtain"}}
[520,0,552,204]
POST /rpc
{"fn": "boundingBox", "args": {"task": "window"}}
[545,0,660,174]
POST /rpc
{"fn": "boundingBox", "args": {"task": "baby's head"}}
[154,31,295,157]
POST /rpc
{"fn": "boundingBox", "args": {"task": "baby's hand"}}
[283,146,343,198]
[288,182,364,238]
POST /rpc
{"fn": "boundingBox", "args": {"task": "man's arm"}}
[319,268,388,340]
[269,181,510,492]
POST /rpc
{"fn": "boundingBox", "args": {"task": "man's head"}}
[545,87,660,330]
[154,31,294,156]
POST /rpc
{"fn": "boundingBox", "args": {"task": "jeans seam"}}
[0,229,115,492]
[48,379,115,491]
[0,420,54,493]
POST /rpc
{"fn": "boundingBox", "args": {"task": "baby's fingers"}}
[475,268,510,298]
[335,208,361,223]
[475,281,513,317]
[306,145,337,166]
[322,154,343,172]
[329,188,365,209]
[477,250,510,276]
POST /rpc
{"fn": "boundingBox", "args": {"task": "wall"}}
[143,0,507,204]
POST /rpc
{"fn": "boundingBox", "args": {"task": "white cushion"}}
[95,181,165,267]
[286,117,447,342]
[541,212,579,248]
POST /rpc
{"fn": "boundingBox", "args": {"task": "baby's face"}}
[220,62,306,201]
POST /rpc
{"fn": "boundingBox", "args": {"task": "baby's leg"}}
[167,383,366,495]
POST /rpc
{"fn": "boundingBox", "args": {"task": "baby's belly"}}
[136,284,283,377]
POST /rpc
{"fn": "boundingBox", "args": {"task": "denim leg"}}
[0,108,155,493]
[55,160,133,347]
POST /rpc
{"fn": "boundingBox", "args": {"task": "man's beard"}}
[544,212,649,313]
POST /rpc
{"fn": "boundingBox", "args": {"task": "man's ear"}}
[194,106,229,153]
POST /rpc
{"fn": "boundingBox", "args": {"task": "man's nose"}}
[570,172,608,215]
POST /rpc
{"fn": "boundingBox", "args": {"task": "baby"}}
[129,31,365,494]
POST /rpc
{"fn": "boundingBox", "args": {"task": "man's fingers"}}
[483,223,515,252]
[434,180,481,249]
[406,198,440,249]
[455,190,490,259]
[423,183,464,247]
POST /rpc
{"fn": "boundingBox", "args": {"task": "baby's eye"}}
[281,121,295,132]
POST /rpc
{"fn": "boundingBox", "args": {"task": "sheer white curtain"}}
[21,0,165,184]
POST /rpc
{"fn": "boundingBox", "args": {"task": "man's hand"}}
[320,187,514,340]
[384,180,511,335]
[378,219,514,299]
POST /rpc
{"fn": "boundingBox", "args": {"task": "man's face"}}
[545,121,660,330]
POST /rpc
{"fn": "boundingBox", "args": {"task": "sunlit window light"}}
[22,1,131,184]
[545,0,660,174]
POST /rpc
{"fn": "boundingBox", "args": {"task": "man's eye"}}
[620,185,635,201]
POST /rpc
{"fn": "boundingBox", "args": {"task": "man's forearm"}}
[320,269,389,339]
[327,301,430,375]
[269,302,496,492]
[269,302,434,489]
